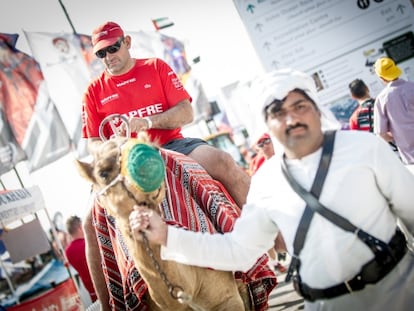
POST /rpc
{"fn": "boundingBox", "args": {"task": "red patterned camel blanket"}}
[92,148,277,310]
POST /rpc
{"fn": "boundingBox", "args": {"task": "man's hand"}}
[129,205,168,246]
[119,117,150,134]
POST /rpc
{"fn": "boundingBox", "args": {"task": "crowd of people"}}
[346,57,414,172]
[73,20,414,311]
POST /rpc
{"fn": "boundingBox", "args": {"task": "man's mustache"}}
[286,124,307,135]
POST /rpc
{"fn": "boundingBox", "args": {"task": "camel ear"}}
[75,159,95,184]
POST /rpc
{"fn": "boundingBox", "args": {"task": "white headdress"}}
[260,68,341,131]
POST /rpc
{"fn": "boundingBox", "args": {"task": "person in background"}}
[50,227,71,262]
[348,79,375,132]
[250,133,274,175]
[373,57,414,165]
[239,145,255,171]
[65,215,97,303]
[130,69,414,311]
[248,148,264,176]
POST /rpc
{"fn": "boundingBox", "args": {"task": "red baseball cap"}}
[92,21,124,53]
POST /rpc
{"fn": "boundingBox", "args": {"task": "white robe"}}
[162,130,414,310]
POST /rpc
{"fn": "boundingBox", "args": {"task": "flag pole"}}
[57,0,87,54]
[57,0,78,35]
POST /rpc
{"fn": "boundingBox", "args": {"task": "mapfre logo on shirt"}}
[101,93,119,105]
[170,75,184,90]
[116,78,136,87]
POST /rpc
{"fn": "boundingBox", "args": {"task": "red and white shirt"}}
[82,58,191,145]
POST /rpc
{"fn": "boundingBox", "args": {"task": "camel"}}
[76,135,253,311]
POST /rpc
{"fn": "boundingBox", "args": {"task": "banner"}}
[6,278,84,311]
[24,32,104,158]
[128,30,191,78]
[0,106,25,176]
[0,186,45,224]
[77,34,105,79]
[0,33,71,172]
[128,30,208,118]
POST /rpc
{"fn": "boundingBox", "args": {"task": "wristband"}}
[143,116,152,129]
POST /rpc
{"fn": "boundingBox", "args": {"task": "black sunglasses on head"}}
[95,37,124,58]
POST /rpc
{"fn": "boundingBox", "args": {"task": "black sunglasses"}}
[95,37,124,58]
[257,138,271,148]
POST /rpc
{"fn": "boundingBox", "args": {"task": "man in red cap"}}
[82,21,262,310]
[82,21,249,210]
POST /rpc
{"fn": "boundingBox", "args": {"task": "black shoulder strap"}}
[283,130,336,281]
[282,131,390,281]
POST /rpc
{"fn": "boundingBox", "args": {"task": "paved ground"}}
[85,257,305,311]
[268,271,304,310]
[268,255,304,311]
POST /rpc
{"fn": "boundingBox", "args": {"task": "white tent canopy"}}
[0,186,45,225]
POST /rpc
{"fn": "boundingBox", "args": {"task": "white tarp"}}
[3,218,50,263]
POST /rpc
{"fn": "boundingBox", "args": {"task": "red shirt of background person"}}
[65,216,97,302]
[249,133,275,175]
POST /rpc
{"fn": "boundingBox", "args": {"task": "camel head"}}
[76,135,166,220]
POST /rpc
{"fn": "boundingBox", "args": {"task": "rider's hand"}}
[125,117,150,134]
[129,205,168,246]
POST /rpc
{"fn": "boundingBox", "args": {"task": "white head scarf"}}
[260,68,341,131]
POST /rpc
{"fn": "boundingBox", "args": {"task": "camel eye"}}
[95,156,118,182]
[99,169,111,180]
